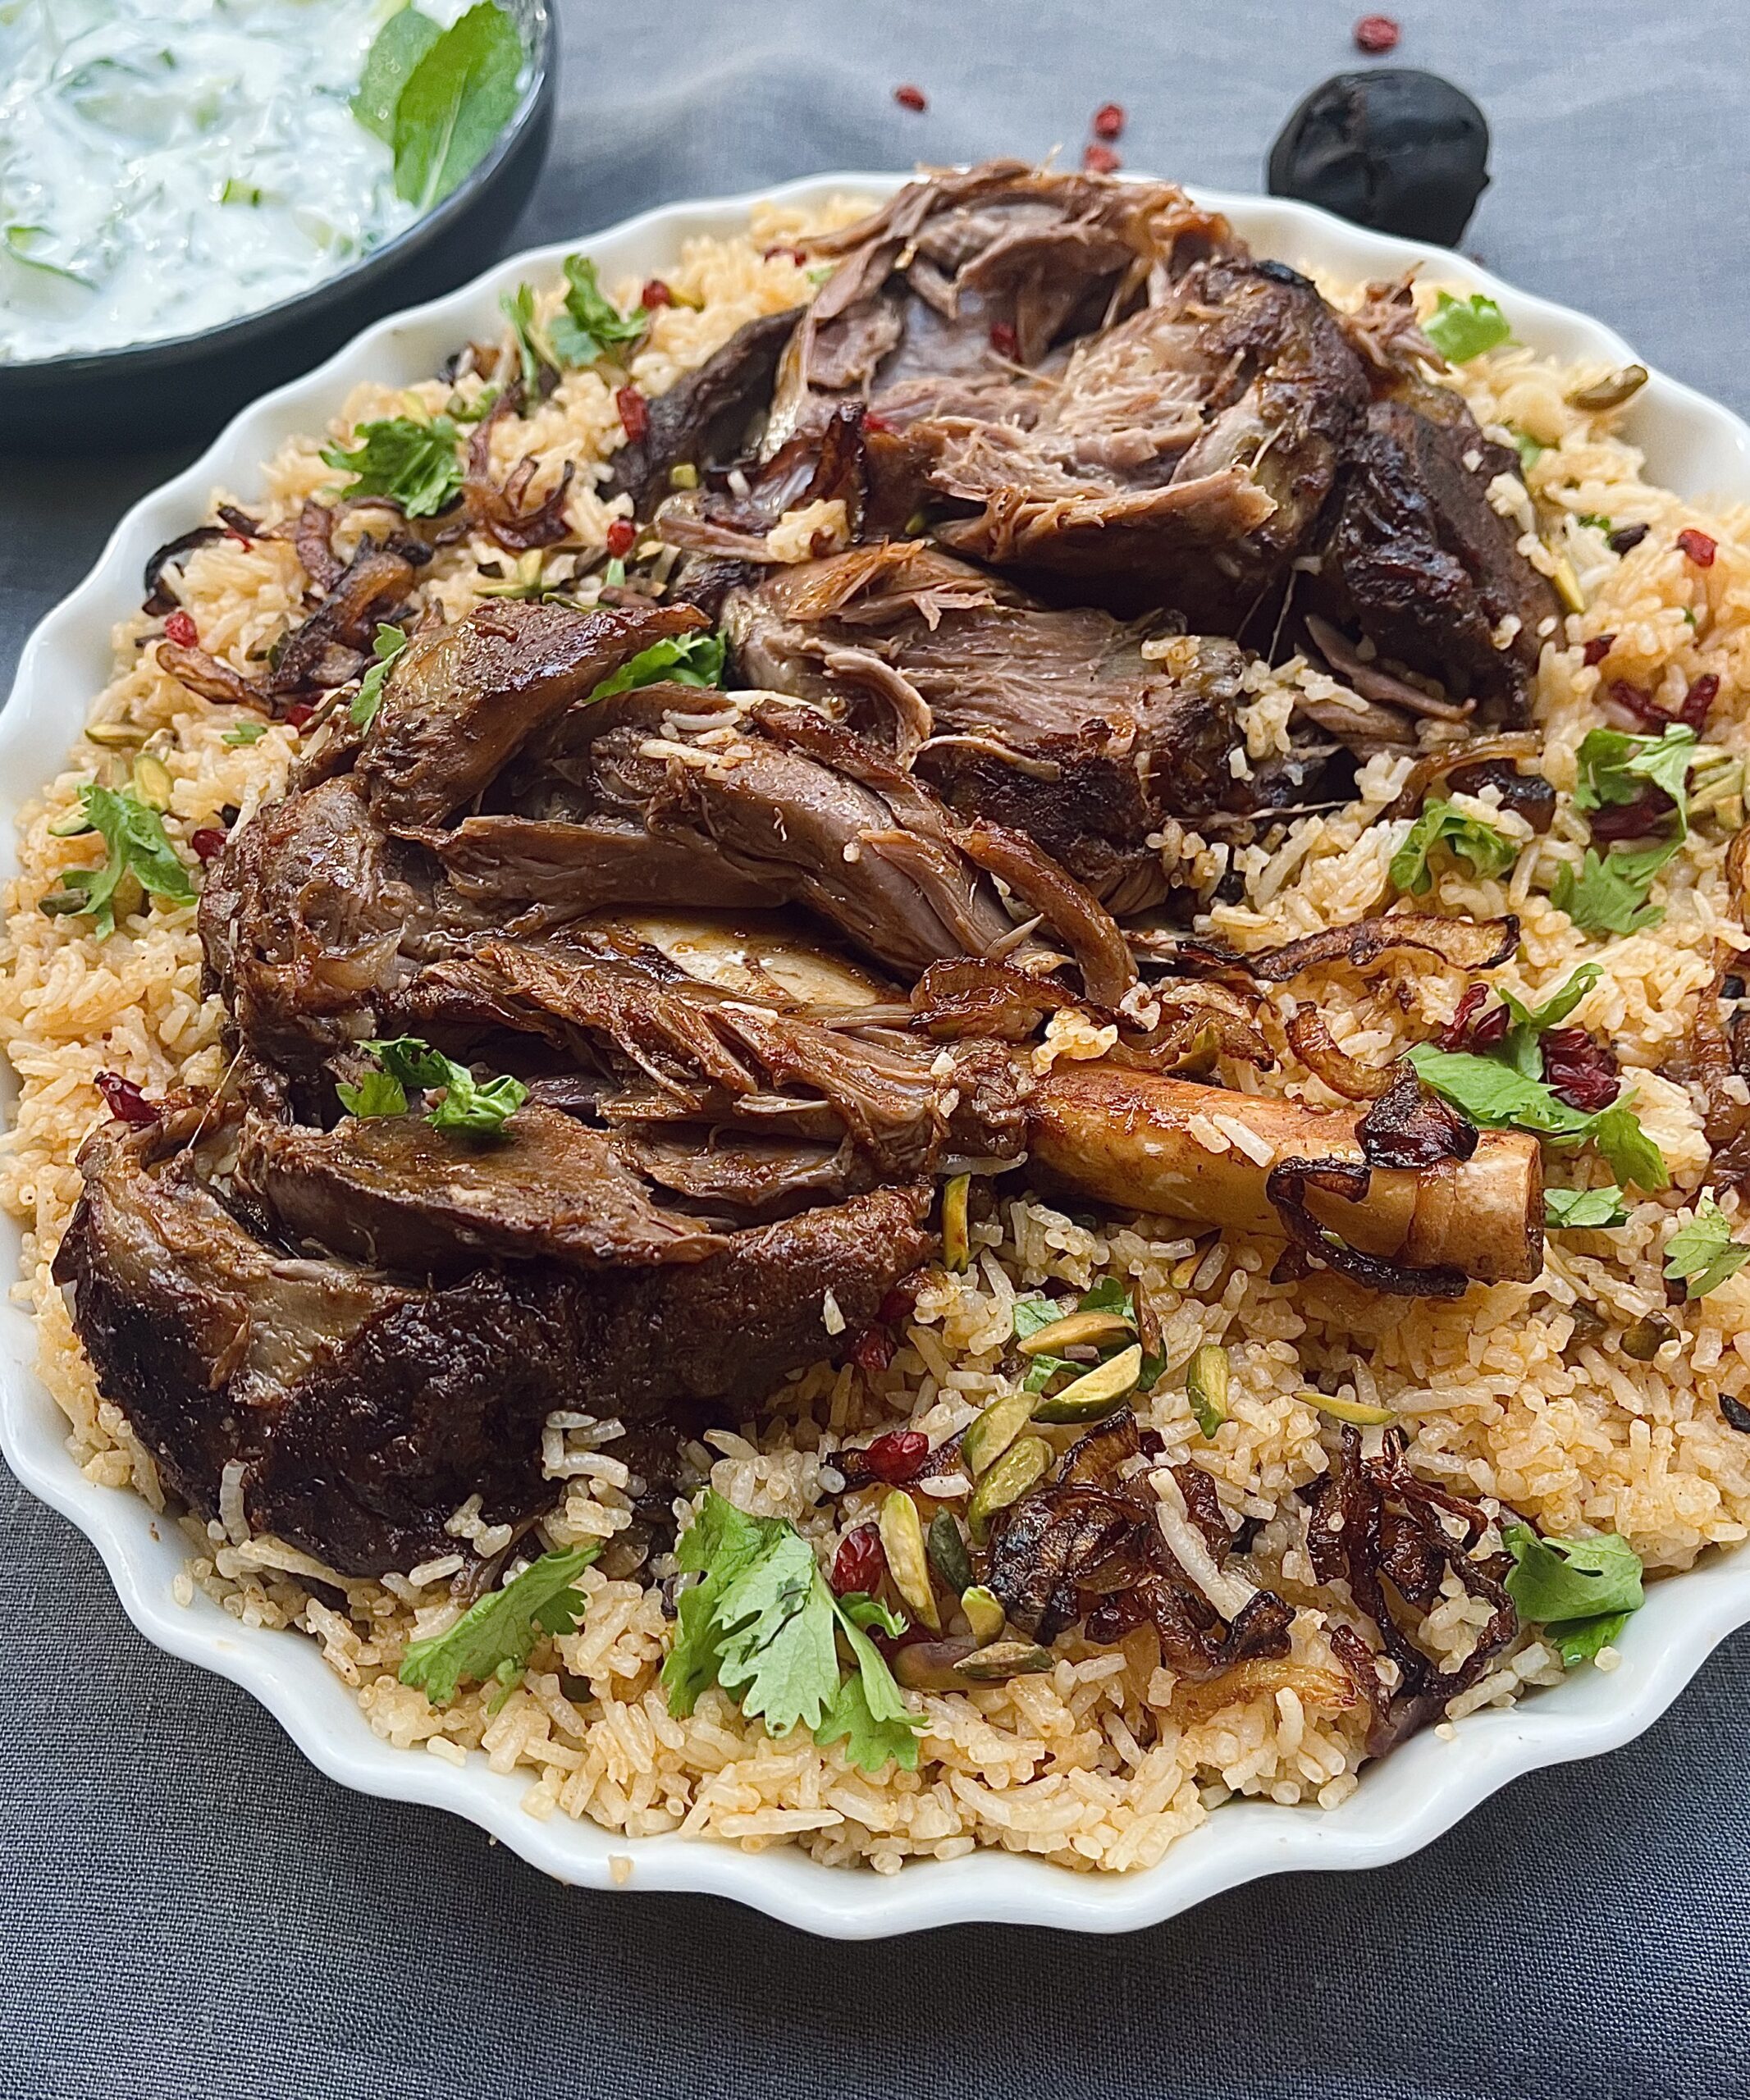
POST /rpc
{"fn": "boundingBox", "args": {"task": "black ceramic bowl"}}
[0,0,555,457]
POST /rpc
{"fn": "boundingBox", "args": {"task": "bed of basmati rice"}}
[6,203,1750,1875]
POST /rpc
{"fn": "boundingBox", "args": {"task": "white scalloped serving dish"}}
[6,174,1749,1938]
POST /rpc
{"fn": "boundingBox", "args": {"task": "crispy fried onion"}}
[1383,731,1545,822]
[1355,1066,1478,1169]
[1682,962,1750,1194]
[153,642,270,709]
[982,1411,1295,1682]
[1265,1156,1470,1299]
[1305,1427,1517,1755]
[464,392,577,553]
[1134,911,1519,986]
[142,526,224,614]
[910,957,1270,1071]
[657,403,869,561]
[1285,1008,1396,1100]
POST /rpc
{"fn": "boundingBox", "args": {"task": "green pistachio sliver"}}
[667,461,699,490]
[1550,555,1585,615]
[953,1639,1053,1683]
[1031,1341,1143,1424]
[85,719,146,748]
[961,1388,1036,1478]
[1566,363,1647,412]
[968,1435,1052,1542]
[960,1584,1007,1646]
[1186,1342,1230,1439]
[926,1509,972,1595]
[891,1637,979,1691]
[131,753,174,812]
[1305,1390,1396,1426]
[47,808,95,838]
[877,1489,939,1632]
[1016,1308,1133,1357]
[941,1171,971,1271]
[38,889,89,916]
[1620,1313,1675,1363]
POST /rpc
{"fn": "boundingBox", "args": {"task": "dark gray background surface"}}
[3,3,1748,2094]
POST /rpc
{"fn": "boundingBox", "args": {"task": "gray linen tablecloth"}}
[4,3,1749,2093]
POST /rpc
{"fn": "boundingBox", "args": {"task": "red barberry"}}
[640,279,673,308]
[1589,787,1675,842]
[616,386,649,443]
[1678,528,1717,568]
[761,245,809,266]
[1082,142,1122,174]
[189,827,228,863]
[94,1071,158,1126]
[830,1524,887,1596]
[1608,679,1667,728]
[1677,672,1720,728]
[851,1324,895,1374]
[1542,1027,1621,1113]
[163,610,198,647]
[1437,984,1510,1053]
[1093,102,1125,139]
[282,702,314,731]
[893,83,927,112]
[1353,13,1400,52]
[989,320,1021,359]
[857,1430,930,1485]
[1582,634,1615,668]
[605,518,637,559]
[875,1282,917,1326]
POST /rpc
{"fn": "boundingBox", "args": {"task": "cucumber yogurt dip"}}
[0,0,524,364]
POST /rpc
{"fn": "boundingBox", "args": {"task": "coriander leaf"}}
[63,783,196,937]
[1663,1196,1750,1298]
[335,1068,409,1119]
[222,720,267,746]
[1574,723,1698,827]
[1513,430,1545,470]
[1425,290,1512,363]
[1548,1611,1632,1669]
[1544,1185,1629,1230]
[356,1035,527,1133]
[1589,1096,1669,1193]
[548,253,647,368]
[662,1491,788,1716]
[711,1531,838,1735]
[816,1601,922,1774]
[1551,838,1680,937]
[1389,798,1519,897]
[399,1544,600,1705]
[1078,1277,1132,1318]
[838,1591,908,1637]
[1501,1523,1643,1649]
[350,623,409,728]
[352,4,441,141]
[391,0,523,212]
[500,281,555,395]
[320,415,463,517]
[584,629,726,704]
[1501,964,1602,1039]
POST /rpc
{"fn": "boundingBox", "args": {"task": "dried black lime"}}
[1267,69,1490,248]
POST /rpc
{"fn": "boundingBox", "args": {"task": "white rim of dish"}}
[6,171,1750,1939]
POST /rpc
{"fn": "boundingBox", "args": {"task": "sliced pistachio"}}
[941,1171,971,1271]
[131,753,174,811]
[1016,1308,1132,1358]
[1186,1342,1230,1439]
[1305,1390,1396,1426]
[1131,1271,1163,1363]
[110,869,144,921]
[667,461,700,490]
[1032,1342,1143,1424]
[1565,363,1647,413]
[1620,1312,1675,1363]
[891,1636,978,1691]
[85,719,145,748]
[968,1434,1052,1542]
[37,889,88,917]
[1549,555,1586,615]
[960,1584,1007,1646]
[961,1387,1035,1478]
[926,1509,972,1595]
[953,1639,1053,1683]
[877,1489,939,1632]
[47,808,94,838]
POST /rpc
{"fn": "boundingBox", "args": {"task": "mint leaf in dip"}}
[353,6,442,143]
[392,2,523,212]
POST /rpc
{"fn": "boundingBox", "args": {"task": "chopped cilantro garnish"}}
[1662,1197,1750,1299]
[1406,1044,1667,1193]
[1425,291,1512,363]
[549,254,648,368]
[1389,798,1519,897]
[350,623,409,728]
[399,1545,600,1705]
[1573,724,1698,829]
[1543,1185,1629,1230]
[584,629,726,704]
[1552,838,1682,936]
[499,281,555,395]
[335,1067,409,1119]
[47,784,194,937]
[320,414,463,517]
[661,1491,921,1774]
[346,1036,528,1134]
[1501,1522,1643,1668]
